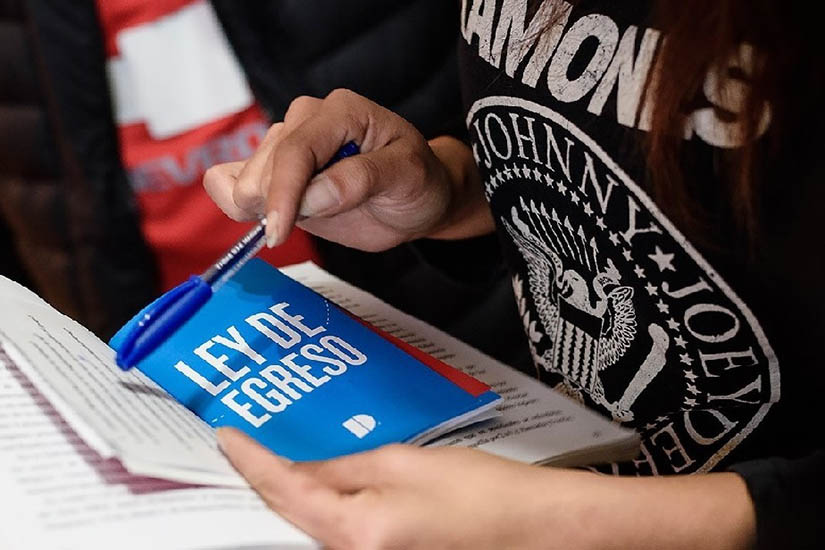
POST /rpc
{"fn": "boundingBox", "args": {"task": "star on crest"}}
[596,217,606,230]
[556,181,568,196]
[656,299,670,314]
[608,232,620,246]
[666,318,680,331]
[633,264,646,279]
[583,202,593,216]
[645,282,659,296]
[674,335,687,348]
[679,352,693,365]
[648,246,676,272]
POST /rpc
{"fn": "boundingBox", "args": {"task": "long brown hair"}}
[646,0,776,239]
[543,1,816,241]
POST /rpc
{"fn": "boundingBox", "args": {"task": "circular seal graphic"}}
[467,97,779,475]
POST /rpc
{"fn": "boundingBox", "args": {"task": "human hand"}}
[216,427,594,550]
[203,90,457,252]
[217,427,758,550]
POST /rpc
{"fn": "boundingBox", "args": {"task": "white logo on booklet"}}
[342,414,376,439]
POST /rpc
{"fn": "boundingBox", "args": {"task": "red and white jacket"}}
[96,0,319,290]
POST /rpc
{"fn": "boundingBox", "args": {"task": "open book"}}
[108,259,504,476]
[0,262,638,550]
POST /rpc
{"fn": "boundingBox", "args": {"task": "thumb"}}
[297,154,379,219]
[297,139,426,219]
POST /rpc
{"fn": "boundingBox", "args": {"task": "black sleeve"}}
[729,451,825,550]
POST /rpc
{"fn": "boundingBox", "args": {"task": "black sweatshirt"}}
[458,0,823,547]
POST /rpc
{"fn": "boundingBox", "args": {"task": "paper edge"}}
[0,339,116,459]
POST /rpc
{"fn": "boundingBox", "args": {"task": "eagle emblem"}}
[503,198,637,417]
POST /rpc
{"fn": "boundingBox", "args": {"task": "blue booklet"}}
[110,259,500,461]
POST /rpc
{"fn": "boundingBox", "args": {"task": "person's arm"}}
[589,469,756,550]
[425,134,495,240]
[216,427,757,550]
[202,90,494,253]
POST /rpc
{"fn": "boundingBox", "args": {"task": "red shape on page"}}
[348,314,491,398]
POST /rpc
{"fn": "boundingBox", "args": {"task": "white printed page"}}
[0,276,242,486]
[282,263,639,466]
[0,351,314,550]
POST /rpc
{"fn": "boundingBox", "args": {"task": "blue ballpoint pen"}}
[115,140,360,370]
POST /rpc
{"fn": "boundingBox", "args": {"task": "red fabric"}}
[96,0,320,290]
[96,0,194,56]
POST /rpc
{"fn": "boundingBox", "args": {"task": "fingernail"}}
[299,175,340,217]
[273,454,293,466]
[265,211,280,248]
[216,427,232,452]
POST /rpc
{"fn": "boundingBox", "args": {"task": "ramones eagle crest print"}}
[467,97,780,475]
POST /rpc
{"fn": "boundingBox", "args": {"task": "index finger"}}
[216,428,353,543]
[203,161,251,221]
[262,89,396,247]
